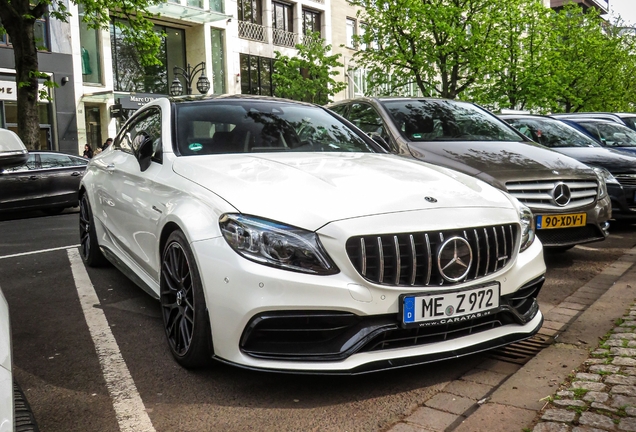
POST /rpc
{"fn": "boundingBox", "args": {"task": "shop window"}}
[240,54,273,96]
[210,28,226,94]
[78,6,102,84]
[187,0,203,7]
[110,19,185,94]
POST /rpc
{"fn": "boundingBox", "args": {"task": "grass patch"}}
[573,388,589,399]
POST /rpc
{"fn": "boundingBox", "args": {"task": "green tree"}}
[543,4,636,113]
[466,0,552,111]
[0,0,162,149]
[351,0,508,99]
[272,32,347,105]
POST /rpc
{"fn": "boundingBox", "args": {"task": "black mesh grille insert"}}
[536,225,604,247]
[345,224,517,287]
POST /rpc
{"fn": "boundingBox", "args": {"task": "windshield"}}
[505,118,601,148]
[380,99,522,142]
[579,121,636,147]
[175,100,377,155]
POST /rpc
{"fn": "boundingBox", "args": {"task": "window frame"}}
[345,17,357,49]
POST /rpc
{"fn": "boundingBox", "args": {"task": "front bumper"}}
[532,195,611,247]
[608,183,636,219]
[191,221,546,373]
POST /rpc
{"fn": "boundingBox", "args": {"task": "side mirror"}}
[137,136,155,172]
[369,133,392,153]
[0,129,28,170]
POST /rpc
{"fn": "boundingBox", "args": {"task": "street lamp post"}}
[170,62,211,96]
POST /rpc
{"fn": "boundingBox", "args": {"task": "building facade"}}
[0,0,612,154]
[0,16,79,153]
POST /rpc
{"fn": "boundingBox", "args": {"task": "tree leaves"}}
[272,32,347,105]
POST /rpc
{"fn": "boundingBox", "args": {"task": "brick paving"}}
[386,247,636,432]
[532,304,636,432]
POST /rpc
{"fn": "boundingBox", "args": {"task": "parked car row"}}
[2,96,635,432]
[327,97,612,251]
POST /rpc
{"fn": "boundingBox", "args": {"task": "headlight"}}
[219,214,339,275]
[592,166,618,199]
[509,198,535,252]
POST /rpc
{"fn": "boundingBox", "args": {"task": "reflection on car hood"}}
[553,147,636,174]
[407,140,595,178]
[172,153,513,230]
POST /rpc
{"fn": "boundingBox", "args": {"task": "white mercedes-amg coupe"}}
[79,95,546,374]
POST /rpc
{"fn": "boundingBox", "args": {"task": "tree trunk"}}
[3,16,41,150]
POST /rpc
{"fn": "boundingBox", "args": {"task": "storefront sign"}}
[0,80,50,102]
[0,81,17,101]
[109,103,123,118]
[116,93,165,110]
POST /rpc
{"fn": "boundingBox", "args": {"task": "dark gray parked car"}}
[327,97,612,249]
[501,114,636,220]
[0,150,88,214]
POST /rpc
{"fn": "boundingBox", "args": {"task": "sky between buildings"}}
[611,0,636,26]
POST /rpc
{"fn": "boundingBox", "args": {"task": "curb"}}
[386,246,636,432]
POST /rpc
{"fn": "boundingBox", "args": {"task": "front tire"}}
[79,194,107,267]
[160,230,211,368]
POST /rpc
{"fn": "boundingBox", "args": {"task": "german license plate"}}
[536,213,586,229]
[400,283,500,327]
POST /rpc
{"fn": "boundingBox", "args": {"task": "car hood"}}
[406,140,595,179]
[553,147,636,174]
[172,153,513,230]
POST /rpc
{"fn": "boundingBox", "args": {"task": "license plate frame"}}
[536,213,586,230]
[399,283,500,328]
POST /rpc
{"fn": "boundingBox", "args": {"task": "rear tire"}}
[160,230,212,368]
[79,194,107,267]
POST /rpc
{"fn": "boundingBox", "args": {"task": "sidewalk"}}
[386,246,636,432]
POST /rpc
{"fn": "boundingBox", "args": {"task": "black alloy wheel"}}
[79,194,107,267]
[160,230,211,368]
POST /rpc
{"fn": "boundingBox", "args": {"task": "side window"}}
[349,103,385,137]
[348,103,388,140]
[4,154,37,172]
[115,108,162,163]
[40,154,77,168]
[329,104,348,116]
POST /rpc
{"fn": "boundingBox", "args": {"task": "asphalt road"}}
[1,210,635,432]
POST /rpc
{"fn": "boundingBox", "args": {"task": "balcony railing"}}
[273,28,297,47]
[239,21,267,42]
[300,33,322,46]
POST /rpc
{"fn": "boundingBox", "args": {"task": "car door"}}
[94,107,164,278]
[38,153,88,207]
[0,154,42,211]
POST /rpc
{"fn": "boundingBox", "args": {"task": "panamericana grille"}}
[506,179,598,211]
[615,174,636,187]
[345,224,517,287]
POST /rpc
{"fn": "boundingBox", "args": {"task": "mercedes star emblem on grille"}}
[552,182,571,206]
[437,237,473,282]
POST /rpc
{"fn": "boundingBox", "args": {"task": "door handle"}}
[29,175,39,180]
[71,171,81,176]
[105,163,115,172]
